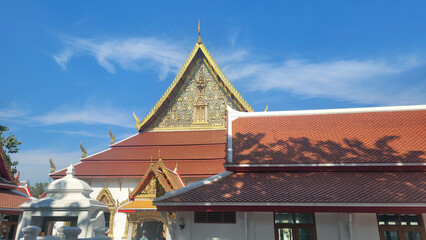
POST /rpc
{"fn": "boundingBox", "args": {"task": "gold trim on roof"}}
[137,40,253,131]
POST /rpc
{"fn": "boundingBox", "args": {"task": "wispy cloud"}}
[32,104,133,128]
[1,102,134,129]
[54,36,188,80]
[53,34,426,105]
[43,129,106,138]
[218,52,426,105]
[14,149,81,183]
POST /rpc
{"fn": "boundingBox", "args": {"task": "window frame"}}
[274,213,317,240]
[194,212,236,224]
[377,214,426,240]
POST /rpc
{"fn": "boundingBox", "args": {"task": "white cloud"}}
[53,34,426,105]
[14,149,81,183]
[219,53,426,105]
[54,36,188,80]
[43,129,106,138]
[32,104,133,128]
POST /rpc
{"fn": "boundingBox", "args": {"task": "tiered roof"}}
[0,144,31,214]
[154,105,426,213]
[51,130,227,179]
[51,32,252,181]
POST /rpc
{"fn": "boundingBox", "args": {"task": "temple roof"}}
[154,171,426,213]
[134,39,253,131]
[50,129,227,179]
[0,144,31,213]
[154,105,426,212]
[0,143,16,184]
[227,105,426,169]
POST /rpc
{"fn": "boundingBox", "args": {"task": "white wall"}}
[315,213,380,240]
[351,213,380,240]
[86,178,140,240]
[175,212,274,240]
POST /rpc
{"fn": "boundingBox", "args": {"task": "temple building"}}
[0,144,31,240]
[50,26,253,240]
[154,105,426,240]
[50,25,426,240]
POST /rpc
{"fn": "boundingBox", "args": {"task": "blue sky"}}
[1,1,425,183]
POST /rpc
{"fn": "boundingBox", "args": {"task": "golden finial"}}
[264,105,268,112]
[158,150,163,162]
[80,141,87,158]
[49,157,56,173]
[174,162,178,172]
[133,112,141,130]
[150,156,154,166]
[108,126,116,145]
[197,19,202,44]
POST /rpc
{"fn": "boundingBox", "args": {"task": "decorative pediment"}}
[129,158,185,200]
[96,185,115,208]
[134,39,253,131]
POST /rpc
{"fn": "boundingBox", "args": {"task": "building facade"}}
[51,31,252,240]
[154,106,426,240]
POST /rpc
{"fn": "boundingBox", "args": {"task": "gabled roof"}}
[154,105,426,213]
[154,171,426,213]
[50,129,226,179]
[227,105,426,170]
[135,39,253,131]
[129,158,185,199]
[118,158,185,212]
[0,143,17,185]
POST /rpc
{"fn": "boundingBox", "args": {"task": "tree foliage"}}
[0,124,22,175]
[29,182,49,198]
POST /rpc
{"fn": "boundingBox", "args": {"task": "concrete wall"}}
[176,212,272,240]
[86,178,140,240]
[315,213,380,240]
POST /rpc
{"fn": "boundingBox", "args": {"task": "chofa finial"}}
[133,112,141,131]
[108,126,116,145]
[264,105,268,112]
[49,157,56,173]
[80,141,87,158]
[197,20,202,44]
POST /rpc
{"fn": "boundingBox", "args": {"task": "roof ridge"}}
[229,104,426,119]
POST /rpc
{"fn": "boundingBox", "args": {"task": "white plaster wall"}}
[85,178,140,240]
[315,213,380,240]
[315,213,341,240]
[246,212,274,240]
[351,213,380,240]
[176,212,248,240]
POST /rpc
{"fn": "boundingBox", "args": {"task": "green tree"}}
[29,182,49,198]
[0,124,22,175]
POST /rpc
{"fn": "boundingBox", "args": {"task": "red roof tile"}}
[0,144,15,183]
[51,160,225,178]
[0,189,29,211]
[156,171,426,204]
[232,110,426,165]
[50,130,226,179]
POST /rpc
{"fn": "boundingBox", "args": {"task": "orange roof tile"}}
[0,189,30,212]
[232,110,426,165]
[155,171,426,205]
[51,130,226,179]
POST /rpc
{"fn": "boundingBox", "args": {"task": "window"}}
[377,214,426,240]
[274,213,316,240]
[194,212,236,223]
